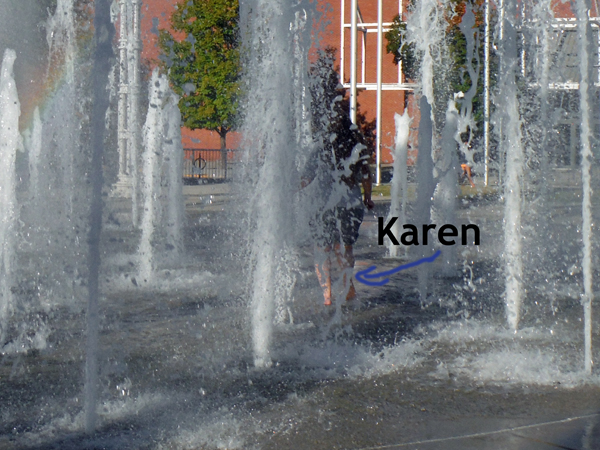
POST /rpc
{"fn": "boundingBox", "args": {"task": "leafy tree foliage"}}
[159,0,240,151]
[385,15,418,81]
[385,1,496,142]
[446,0,492,140]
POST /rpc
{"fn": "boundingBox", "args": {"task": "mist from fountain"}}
[17,0,89,329]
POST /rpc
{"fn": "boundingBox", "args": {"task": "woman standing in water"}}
[303,49,374,306]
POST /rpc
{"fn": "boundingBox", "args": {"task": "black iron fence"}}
[183,149,240,183]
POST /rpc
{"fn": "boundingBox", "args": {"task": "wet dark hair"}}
[309,48,369,175]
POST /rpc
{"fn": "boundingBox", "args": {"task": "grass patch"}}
[367,183,500,200]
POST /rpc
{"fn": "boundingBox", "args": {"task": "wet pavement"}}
[2,181,600,449]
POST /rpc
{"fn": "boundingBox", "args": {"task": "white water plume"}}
[127,0,142,227]
[497,0,525,331]
[405,0,448,104]
[575,0,594,373]
[163,90,184,258]
[46,0,76,83]
[455,4,480,168]
[138,70,166,281]
[0,49,20,344]
[137,70,185,281]
[528,0,555,266]
[241,0,313,368]
[387,111,411,258]
[433,100,460,275]
[27,107,43,201]
[415,96,435,301]
[405,0,448,300]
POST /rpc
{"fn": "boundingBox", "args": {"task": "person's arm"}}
[361,164,374,210]
[300,177,311,189]
[299,157,317,191]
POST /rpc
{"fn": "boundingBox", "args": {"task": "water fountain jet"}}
[85,0,114,432]
[387,111,411,259]
[0,49,19,345]
[498,0,525,331]
[241,0,305,368]
[575,0,594,373]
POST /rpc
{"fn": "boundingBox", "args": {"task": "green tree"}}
[385,15,418,81]
[446,0,489,141]
[159,0,240,175]
[385,1,496,143]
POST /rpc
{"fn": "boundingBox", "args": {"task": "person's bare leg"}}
[315,246,332,305]
[335,243,357,301]
[461,164,476,188]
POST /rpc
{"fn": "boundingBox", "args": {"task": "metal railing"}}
[183,149,240,183]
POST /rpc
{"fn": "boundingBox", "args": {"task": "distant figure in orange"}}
[460,164,476,188]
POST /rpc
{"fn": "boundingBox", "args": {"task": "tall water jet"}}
[292,9,312,155]
[498,0,525,330]
[242,0,301,368]
[115,0,130,199]
[456,4,481,170]
[405,0,447,300]
[414,97,435,300]
[85,0,114,433]
[528,0,554,266]
[575,0,594,373]
[27,107,42,199]
[46,0,76,82]
[46,0,78,218]
[163,89,184,258]
[138,70,166,282]
[406,0,446,104]
[128,0,142,227]
[387,111,411,258]
[0,49,20,345]
[433,100,460,276]
[135,71,184,279]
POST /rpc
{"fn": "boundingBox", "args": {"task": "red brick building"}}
[140,0,411,166]
[139,0,599,172]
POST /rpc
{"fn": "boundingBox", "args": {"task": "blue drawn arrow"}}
[355,250,442,287]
